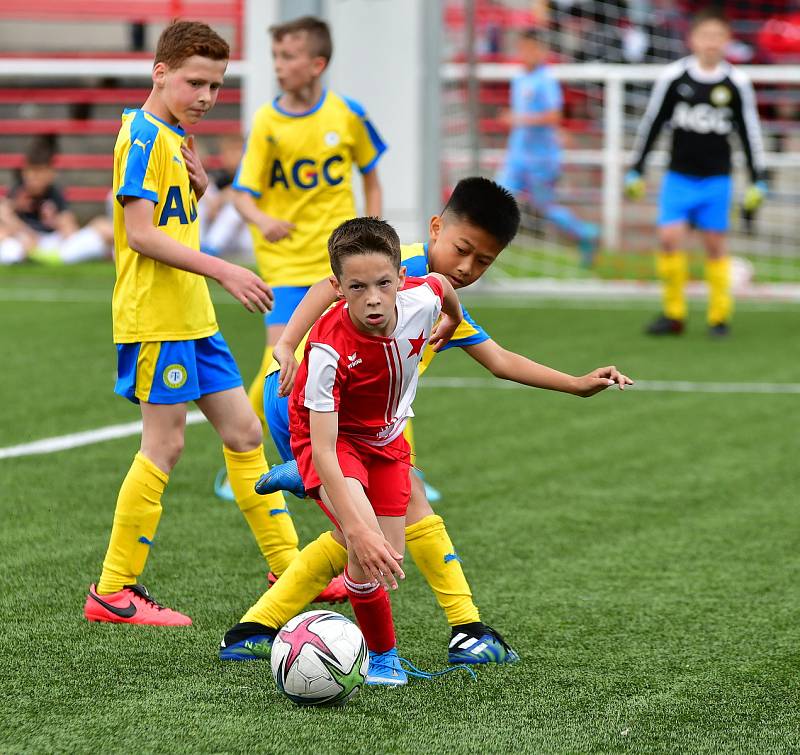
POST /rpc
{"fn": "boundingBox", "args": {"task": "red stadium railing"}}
[0,0,244,57]
[0,88,241,105]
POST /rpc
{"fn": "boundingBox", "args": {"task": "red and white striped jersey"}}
[289,275,445,446]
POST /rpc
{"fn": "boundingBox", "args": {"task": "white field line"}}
[0,380,797,461]
[0,410,207,460]
[2,285,800,310]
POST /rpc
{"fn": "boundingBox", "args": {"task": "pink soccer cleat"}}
[84,583,192,626]
[267,572,347,604]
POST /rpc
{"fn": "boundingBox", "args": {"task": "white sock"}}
[59,226,107,264]
[0,237,25,264]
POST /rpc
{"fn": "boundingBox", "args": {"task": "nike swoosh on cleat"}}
[89,592,137,618]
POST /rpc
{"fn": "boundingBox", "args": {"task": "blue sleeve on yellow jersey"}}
[342,96,387,174]
[401,246,489,349]
[439,305,490,351]
[117,110,160,204]
[402,252,429,278]
[232,106,272,198]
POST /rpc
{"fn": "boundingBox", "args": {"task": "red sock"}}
[344,569,396,653]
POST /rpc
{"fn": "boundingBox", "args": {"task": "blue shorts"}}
[658,171,732,232]
[114,331,242,405]
[497,161,560,209]
[263,371,293,462]
[264,285,311,326]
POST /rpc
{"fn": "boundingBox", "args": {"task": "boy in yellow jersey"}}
[232,15,385,424]
[219,178,632,662]
[83,21,306,626]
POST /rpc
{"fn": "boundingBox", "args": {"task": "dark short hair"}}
[25,134,57,167]
[154,20,230,69]
[328,217,401,279]
[270,15,333,63]
[690,7,730,30]
[442,177,520,248]
[519,27,549,46]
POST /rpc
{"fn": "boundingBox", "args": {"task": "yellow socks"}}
[97,452,166,595]
[242,531,347,628]
[705,257,732,325]
[656,251,688,321]
[405,514,480,626]
[223,444,299,576]
[247,345,274,426]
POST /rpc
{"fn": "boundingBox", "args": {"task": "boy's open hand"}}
[273,342,300,397]
[573,366,634,397]
[429,312,461,352]
[258,215,295,243]
[218,262,274,313]
[181,135,209,198]
[348,527,405,590]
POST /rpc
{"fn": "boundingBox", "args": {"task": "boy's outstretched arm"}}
[310,410,404,589]
[123,198,273,313]
[465,339,633,396]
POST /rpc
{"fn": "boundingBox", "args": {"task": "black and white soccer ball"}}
[271,610,368,706]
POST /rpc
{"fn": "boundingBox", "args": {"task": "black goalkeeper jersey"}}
[630,56,766,182]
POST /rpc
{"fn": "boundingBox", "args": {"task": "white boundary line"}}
[0,380,797,461]
[2,287,799,311]
[0,410,207,460]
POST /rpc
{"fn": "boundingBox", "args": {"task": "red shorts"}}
[291,432,412,522]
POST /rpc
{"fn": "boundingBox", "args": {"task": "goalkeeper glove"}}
[743,181,767,213]
[624,170,645,200]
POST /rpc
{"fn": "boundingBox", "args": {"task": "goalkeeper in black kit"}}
[625,8,767,337]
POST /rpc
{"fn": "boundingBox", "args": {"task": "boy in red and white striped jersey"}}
[289,216,461,685]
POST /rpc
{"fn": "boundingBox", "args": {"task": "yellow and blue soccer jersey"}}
[112,108,216,343]
[401,243,490,375]
[233,90,386,287]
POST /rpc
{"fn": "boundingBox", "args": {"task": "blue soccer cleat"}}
[414,469,442,503]
[219,622,277,661]
[213,467,235,502]
[578,224,599,269]
[448,624,520,665]
[255,459,307,499]
[366,648,477,686]
[366,648,407,686]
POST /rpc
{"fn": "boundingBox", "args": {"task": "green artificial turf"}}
[1,264,798,754]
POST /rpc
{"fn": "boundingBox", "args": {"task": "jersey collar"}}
[273,89,328,118]
[123,108,186,136]
[686,57,728,84]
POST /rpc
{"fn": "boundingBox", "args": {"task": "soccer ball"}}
[271,610,368,706]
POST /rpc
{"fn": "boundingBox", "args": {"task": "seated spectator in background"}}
[199,133,253,261]
[0,135,112,265]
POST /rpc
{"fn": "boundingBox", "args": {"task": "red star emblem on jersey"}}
[407,330,426,358]
[279,613,336,670]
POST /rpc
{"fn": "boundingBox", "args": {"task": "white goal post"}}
[442,61,800,286]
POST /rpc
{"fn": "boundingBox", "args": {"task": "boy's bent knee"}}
[224,414,263,453]
[142,435,184,473]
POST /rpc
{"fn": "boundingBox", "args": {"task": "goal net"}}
[441,0,800,291]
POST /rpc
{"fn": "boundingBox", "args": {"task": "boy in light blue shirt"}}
[497,27,598,266]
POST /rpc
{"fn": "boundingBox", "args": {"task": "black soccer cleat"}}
[645,314,685,336]
[448,622,520,665]
[219,621,277,661]
[708,322,730,338]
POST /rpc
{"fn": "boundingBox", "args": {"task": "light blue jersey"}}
[506,65,562,170]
